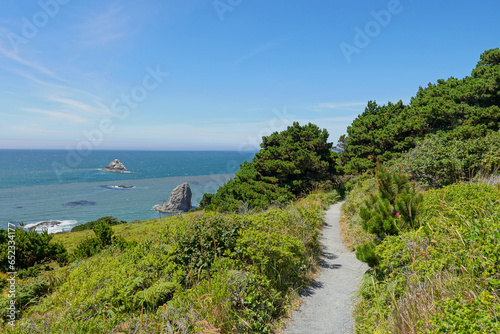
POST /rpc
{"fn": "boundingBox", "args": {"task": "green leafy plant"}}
[237,228,306,292]
[171,214,245,281]
[0,228,68,272]
[390,131,500,188]
[356,159,423,267]
[72,222,128,260]
[71,216,127,232]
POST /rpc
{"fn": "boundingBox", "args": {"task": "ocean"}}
[0,150,254,233]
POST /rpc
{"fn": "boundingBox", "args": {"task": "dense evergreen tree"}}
[0,228,68,271]
[203,122,337,211]
[342,100,408,173]
[341,48,500,174]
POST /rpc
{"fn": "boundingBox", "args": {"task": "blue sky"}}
[0,0,499,150]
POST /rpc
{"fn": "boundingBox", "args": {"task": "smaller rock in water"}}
[63,200,96,207]
[101,159,129,173]
[27,220,62,232]
[99,185,135,190]
[154,182,192,214]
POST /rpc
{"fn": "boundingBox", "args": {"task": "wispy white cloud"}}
[96,113,356,150]
[14,73,108,106]
[296,116,358,123]
[0,45,58,78]
[48,96,112,116]
[77,5,128,45]
[5,69,114,118]
[21,108,88,123]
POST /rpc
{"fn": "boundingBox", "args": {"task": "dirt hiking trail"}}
[284,202,368,334]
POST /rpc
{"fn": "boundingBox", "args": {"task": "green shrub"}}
[304,190,341,209]
[0,268,68,324]
[356,160,423,267]
[19,241,183,327]
[72,222,129,260]
[171,214,246,280]
[339,174,378,251]
[431,293,500,333]
[0,228,68,272]
[419,182,500,223]
[356,242,379,267]
[161,258,282,333]
[72,237,101,259]
[70,216,127,232]
[237,228,306,292]
[392,131,500,188]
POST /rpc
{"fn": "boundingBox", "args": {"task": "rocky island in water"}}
[154,182,192,214]
[101,159,130,173]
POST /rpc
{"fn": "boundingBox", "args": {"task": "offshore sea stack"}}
[101,159,129,173]
[154,182,192,214]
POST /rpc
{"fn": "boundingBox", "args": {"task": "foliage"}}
[353,183,500,333]
[171,214,246,280]
[342,100,409,173]
[204,122,337,211]
[430,294,500,333]
[5,241,184,330]
[340,174,378,251]
[341,48,500,174]
[162,258,282,333]
[199,193,214,208]
[0,228,68,272]
[70,216,127,232]
[72,222,128,260]
[391,131,500,188]
[356,160,423,267]
[0,269,67,322]
[238,228,306,292]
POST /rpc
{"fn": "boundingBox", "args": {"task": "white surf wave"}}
[24,220,78,234]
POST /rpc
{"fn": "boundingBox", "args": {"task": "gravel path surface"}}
[284,202,368,334]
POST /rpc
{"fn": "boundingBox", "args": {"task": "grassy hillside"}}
[51,212,202,254]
